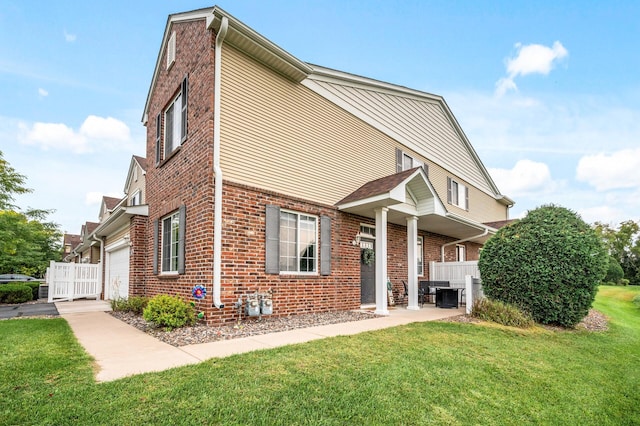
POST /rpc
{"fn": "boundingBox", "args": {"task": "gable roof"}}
[337,167,420,206]
[103,196,122,211]
[124,155,147,195]
[143,6,513,205]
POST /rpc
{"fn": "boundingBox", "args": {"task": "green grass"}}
[1,286,639,425]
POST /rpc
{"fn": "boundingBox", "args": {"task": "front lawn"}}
[1,286,639,425]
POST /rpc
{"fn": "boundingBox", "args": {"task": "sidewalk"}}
[57,300,464,382]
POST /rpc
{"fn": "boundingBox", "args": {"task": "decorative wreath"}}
[362,248,375,266]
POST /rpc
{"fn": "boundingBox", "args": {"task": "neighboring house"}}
[136,6,514,325]
[70,222,100,264]
[61,155,148,301]
[92,155,148,300]
[62,233,81,262]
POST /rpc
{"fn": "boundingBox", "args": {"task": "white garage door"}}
[106,246,130,300]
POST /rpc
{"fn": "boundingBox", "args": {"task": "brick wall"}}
[129,215,147,297]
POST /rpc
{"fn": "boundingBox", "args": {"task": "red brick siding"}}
[129,215,147,297]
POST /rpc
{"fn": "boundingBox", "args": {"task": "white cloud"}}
[489,159,556,197]
[79,115,130,141]
[38,88,48,97]
[19,116,132,154]
[20,121,89,153]
[64,30,76,42]
[496,41,568,96]
[576,148,640,191]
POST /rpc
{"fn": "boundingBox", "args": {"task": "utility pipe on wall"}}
[212,16,228,309]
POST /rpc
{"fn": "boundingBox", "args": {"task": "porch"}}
[337,167,491,315]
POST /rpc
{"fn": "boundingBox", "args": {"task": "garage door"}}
[106,246,130,300]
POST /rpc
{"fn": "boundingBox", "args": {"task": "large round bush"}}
[478,205,607,327]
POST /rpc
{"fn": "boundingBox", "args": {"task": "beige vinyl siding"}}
[105,226,129,248]
[220,46,397,205]
[220,45,507,222]
[308,79,494,195]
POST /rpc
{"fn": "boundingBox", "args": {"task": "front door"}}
[360,239,375,304]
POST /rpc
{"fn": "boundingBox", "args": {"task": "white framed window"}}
[447,177,468,210]
[162,77,188,160]
[417,236,424,276]
[130,190,142,206]
[161,211,180,273]
[456,244,466,262]
[396,148,428,175]
[360,224,376,238]
[279,210,318,274]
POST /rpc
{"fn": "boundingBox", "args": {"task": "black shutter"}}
[181,76,188,142]
[447,177,452,204]
[265,205,280,274]
[395,148,403,173]
[152,219,159,274]
[320,216,331,276]
[155,113,161,165]
[464,186,469,211]
[178,204,186,274]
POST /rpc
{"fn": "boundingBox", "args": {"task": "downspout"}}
[90,234,104,299]
[212,16,228,309]
[440,228,489,262]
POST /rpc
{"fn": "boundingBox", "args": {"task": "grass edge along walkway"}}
[1,285,639,425]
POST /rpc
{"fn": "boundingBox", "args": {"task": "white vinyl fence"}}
[429,261,481,287]
[46,261,101,302]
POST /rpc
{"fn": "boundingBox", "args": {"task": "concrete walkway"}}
[56,300,464,382]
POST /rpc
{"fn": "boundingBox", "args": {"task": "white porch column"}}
[406,216,420,310]
[375,207,389,316]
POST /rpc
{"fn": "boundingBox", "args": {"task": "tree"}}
[0,150,31,210]
[0,151,62,276]
[593,220,640,285]
[0,209,62,276]
[479,205,607,327]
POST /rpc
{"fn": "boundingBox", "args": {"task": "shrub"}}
[111,296,149,315]
[143,294,195,330]
[0,284,33,304]
[604,256,624,284]
[479,205,608,327]
[471,298,534,328]
[23,282,40,300]
[620,278,630,286]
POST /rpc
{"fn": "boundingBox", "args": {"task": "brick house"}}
[139,6,514,325]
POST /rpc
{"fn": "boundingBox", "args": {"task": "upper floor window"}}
[396,148,428,175]
[156,76,188,165]
[130,190,142,206]
[447,177,468,210]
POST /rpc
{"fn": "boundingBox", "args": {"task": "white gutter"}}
[440,228,489,262]
[212,16,228,309]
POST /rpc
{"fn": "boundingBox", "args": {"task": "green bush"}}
[471,298,534,328]
[620,278,630,286]
[479,205,608,327]
[0,284,33,304]
[143,294,195,330]
[604,256,624,284]
[23,282,40,300]
[111,296,149,315]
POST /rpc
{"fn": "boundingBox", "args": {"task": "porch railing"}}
[46,261,101,302]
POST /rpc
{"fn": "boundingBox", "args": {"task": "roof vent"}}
[166,31,176,70]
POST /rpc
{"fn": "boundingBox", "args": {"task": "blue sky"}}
[1,0,639,235]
